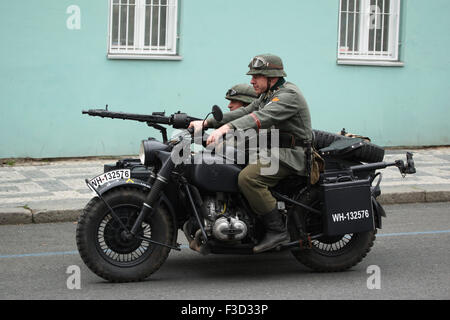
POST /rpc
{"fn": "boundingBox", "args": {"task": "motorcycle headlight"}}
[139,139,171,166]
[139,141,146,165]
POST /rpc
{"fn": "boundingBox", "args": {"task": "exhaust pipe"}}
[182,222,210,255]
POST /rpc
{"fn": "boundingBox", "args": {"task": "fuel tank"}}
[184,154,242,193]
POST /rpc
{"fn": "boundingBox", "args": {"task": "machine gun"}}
[82,105,201,143]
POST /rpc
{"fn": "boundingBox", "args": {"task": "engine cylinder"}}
[212,217,247,241]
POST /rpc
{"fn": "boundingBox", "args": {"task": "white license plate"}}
[89,169,131,189]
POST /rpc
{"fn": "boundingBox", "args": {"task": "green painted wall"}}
[1,0,449,158]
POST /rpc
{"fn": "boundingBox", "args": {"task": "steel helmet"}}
[246,54,287,77]
[225,84,259,104]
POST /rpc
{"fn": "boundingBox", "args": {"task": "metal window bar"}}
[165,0,169,51]
[372,0,378,54]
[338,0,400,61]
[125,0,129,49]
[149,0,153,50]
[109,0,177,56]
[381,0,386,54]
[344,0,348,53]
[117,0,121,47]
[157,0,161,49]
[109,1,114,50]
[352,0,357,55]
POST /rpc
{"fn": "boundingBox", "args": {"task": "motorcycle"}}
[76,106,416,282]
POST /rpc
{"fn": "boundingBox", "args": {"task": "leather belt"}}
[267,133,310,149]
[232,133,310,149]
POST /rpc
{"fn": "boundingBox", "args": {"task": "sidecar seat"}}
[313,129,384,164]
[318,137,384,163]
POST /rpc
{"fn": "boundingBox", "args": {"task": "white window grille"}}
[108,0,179,59]
[337,0,402,65]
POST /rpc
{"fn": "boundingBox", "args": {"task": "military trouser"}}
[238,161,294,216]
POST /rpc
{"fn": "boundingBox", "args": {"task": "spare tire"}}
[313,130,344,150]
[312,129,384,163]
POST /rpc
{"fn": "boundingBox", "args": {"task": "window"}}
[337,0,402,66]
[108,0,180,59]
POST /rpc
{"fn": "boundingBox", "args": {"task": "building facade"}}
[1,0,449,158]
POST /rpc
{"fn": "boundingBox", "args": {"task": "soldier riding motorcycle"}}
[76,103,415,282]
[76,54,415,283]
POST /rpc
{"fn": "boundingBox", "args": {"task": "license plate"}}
[322,178,375,236]
[89,169,131,189]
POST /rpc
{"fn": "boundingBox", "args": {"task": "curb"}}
[0,207,33,225]
[378,191,450,204]
[0,207,83,225]
[1,191,449,226]
[33,208,82,224]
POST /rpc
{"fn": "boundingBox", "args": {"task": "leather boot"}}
[253,208,290,254]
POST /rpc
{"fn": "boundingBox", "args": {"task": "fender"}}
[371,196,386,229]
[95,178,178,244]
[97,178,152,195]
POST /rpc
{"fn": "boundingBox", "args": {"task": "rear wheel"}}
[288,190,376,272]
[76,187,174,282]
[291,231,376,272]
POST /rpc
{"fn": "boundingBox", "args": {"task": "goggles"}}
[226,89,238,97]
[248,56,283,70]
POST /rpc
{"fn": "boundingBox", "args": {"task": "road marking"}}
[377,229,450,237]
[0,230,449,259]
[0,245,190,259]
[0,251,78,259]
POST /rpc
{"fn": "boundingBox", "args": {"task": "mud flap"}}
[371,196,386,229]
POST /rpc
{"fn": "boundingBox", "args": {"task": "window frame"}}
[107,0,181,60]
[337,0,403,66]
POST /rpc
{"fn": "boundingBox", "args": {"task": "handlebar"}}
[186,127,195,135]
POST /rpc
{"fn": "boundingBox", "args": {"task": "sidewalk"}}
[1,148,449,225]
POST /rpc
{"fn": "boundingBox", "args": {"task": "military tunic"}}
[209,80,312,175]
[207,79,312,215]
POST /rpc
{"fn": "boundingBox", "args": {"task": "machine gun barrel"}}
[82,108,201,129]
[82,109,172,125]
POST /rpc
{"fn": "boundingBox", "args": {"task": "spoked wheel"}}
[288,189,376,272]
[76,187,174,282]
[96,206,152,266]
[310,234,354,255]
[291,231,376,272]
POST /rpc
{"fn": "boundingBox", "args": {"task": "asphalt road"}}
[0,202,449,301]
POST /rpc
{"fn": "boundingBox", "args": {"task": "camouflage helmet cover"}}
[225,83,258,105]
[246,54,287,77]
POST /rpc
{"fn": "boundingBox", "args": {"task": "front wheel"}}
[291,230,376,272]
[76,187,174,282]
